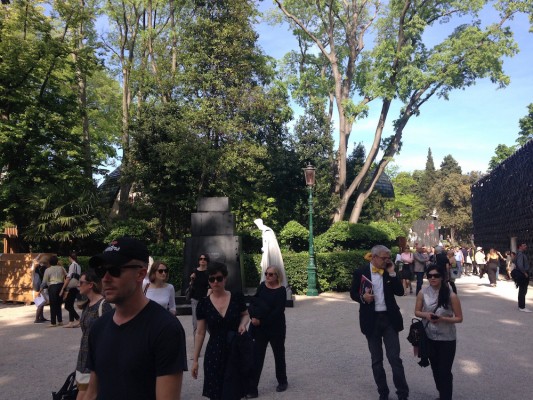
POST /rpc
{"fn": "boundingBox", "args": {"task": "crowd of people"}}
[30,237,529,400]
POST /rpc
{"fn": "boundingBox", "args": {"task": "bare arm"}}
[238,310,250,334]
[414,291,432,321]
[156,373,183,400]
[444,292,463,324]
[191,319,206,379]
[84,372,98,400]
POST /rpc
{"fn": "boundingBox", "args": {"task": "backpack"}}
[52,371,78,400]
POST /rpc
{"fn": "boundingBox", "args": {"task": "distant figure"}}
[254,219,288,288]
[516,243,531,313]
[143,260,177,316]
[37,255,66,327]
[189,253,211,340]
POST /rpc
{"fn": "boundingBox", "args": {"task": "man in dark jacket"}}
[350,245,409,400]
[516,243,531,312]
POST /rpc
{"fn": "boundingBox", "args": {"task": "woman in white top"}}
[415,264,463,400]
[143,261,176,316]
[61,252,82,328]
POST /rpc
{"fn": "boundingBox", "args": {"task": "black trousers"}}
[64,287,80,322]
[427,339,456,400]
[518,277,529,309]
[366,313,409,399]
[48,283,63,325]
[249,327,287,393]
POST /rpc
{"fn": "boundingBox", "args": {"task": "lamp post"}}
[303,163,318,296]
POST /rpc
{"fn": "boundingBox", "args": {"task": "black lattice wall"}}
[471,139,533,258]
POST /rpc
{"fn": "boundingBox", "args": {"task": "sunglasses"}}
[157,269,168,274]
[199,257,207,261]
[265,272,277,277]
[208,275,224,283]
[427,273,441,279]
[94,264,142,279]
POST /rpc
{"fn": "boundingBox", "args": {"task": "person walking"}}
[475,247,487,280]
[413,245,430,295]
[190,253,210,340]
[85,237,187,399]
[486,249,504,287]
[33,258,49,323]
[399,247,414,295]
[37,255,66,327]
[350,245,409,400]
[415,264,463,400]
[246,265,288,398]
[143,260,177,316]
[75,270,113,400]
[61,252,82,328]
[516,243,531,313]
[192,262,251,400]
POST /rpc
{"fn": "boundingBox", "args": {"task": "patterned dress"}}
[196,292,246,399]
[76,298,113,375]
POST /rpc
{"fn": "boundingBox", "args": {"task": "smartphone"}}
[430,314,440,320]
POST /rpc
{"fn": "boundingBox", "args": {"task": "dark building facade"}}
[471,139,532,257]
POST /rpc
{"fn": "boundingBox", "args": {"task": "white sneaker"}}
[518,308,533,313]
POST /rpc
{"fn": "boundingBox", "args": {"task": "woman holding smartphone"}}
[415,264,463,400]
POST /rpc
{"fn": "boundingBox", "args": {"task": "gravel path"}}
[1,275,532,399]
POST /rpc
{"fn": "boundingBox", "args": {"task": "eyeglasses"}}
[199,257,207,261]
[78,280,90,285]
[157,269,168,274]
[265,272,277,277]
[427,273,441,279]
[208,275,224,283]
[374,255,391,261]
[94,264,142,279]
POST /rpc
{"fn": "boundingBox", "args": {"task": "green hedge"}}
[315,222,391,252]
[70,250,374,296]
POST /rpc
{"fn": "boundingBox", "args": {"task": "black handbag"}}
[511,268,524,284]
[52,371,78,400]
[185,281,194,302]
[407,318,430,367]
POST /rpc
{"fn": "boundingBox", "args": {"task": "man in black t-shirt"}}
[86,237,187,400]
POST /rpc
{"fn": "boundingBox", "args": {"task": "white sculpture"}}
[254,218,288,288]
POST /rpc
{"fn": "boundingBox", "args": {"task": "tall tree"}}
[439,154,462,176]
[273,0,527,223]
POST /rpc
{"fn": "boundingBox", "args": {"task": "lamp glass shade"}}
[303,164,316,186]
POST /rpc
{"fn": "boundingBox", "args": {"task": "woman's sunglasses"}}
[94,264,141,279]
[265,272,277,277]
[427,273,441,279]
[208,276,224,283]
[199,257,207,261]
[157,269,168,274]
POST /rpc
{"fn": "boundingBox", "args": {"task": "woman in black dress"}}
[192,262,250,400]
[246,265,288,398]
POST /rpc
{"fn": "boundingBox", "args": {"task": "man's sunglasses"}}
[94,264,142,279]
[208,276,224,283]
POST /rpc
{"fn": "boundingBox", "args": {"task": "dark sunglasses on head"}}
[208,275,224,283]
[157,269,168,274]
[94,264,141,279]
[265,272,277,277]
[427,273,441,279]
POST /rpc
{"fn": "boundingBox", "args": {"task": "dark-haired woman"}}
[190,254,211,339]
[75,270,113,399]
[192,262,250,400]
[61,252,82,328]
[415,265,463,400]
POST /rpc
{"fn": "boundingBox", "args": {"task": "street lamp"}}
[303,163,318,296]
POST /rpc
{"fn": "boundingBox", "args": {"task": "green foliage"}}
[516,103,533,146]
[242,250,368,294]
[314,222,390,252]
[279,220,309,252]
[488,144,517,171]
[439,155,463,176]
[104,218,154,244]
[369,221,405,243]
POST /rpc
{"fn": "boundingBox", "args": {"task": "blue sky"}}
[254,2,533,174]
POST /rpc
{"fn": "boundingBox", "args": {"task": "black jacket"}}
[350,264,405,336]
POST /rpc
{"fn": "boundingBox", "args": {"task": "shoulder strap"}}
[143,282,150,295]
[98,299,105,317]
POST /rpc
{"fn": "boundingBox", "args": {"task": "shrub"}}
[279,220,308,252]
[369,221,406,243]
[315,222,390,252]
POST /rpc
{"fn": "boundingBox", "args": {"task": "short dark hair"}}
[69,252,78,262]
[49,255,59,265]
[207,261,228,277]
[199,254,210,262]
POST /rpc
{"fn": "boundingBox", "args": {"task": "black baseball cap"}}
[89,237,149,268]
